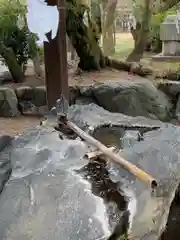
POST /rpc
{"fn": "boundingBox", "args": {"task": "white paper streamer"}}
[83,10,89,27]
[27,0,59,46]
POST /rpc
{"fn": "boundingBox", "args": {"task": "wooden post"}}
[44,0,69,110]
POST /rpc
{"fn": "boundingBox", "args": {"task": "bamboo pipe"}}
[85,146,116,159]
[66,120,158,189]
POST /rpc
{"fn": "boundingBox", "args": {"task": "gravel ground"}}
[0,48,145,137]
[0,116,41,136]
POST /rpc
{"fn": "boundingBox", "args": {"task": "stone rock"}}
[175,94,180,120]
[79,85,94,97]
[15,86,33,100]
[68,103,164,131]
[0,71,12,85]
[15,86,46,106]
[16,86,80,115]
[69,103,180,239]
[16,86,47,115]
[33,86,47,106]
[0,87,19,117]
[157,80,180,97]
[0,135,12,195]
[1,104,179,239]
[80,80,172,121]
[0,135,13,152]
[75,96,95,105]
[0,61,11,85]
[0,126,126,240]
[18,101,48,116]
[69,86,80,104]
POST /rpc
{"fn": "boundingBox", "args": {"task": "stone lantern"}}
[153,14,180,60]
[161,14,180,55]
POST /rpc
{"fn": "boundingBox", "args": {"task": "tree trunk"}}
[27,34,43,78]
[154,0,180,14]
[126,0,152,62]
[103,26,116,56]
[66,0,106,70]
[91,1,102,38]
[32,53,43,77]
[113,20,116,47]
[102,0,117,56]
[130,22,141,47]
[0,43,24,83]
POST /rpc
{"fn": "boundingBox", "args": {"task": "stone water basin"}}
[0,125,134,240]
[68,103,180,239]
[93,125,180,240]
[1,103,180,240]
[93,125,146,149]
[0,122,148,239]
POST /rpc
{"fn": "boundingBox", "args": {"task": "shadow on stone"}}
[0,135,13,195]
[160,186,180,240]
[74,124,152,239]
[76,158,129,239]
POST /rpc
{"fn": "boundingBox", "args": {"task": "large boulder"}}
[156,80,180,97]
[15,86,80,115]
[0,61,12,84]
[0,71,12,85]
[68,103,164,131]
[0,104,180,239]
[80,79,172,121]
[0,87,19,117]
[0,126,127,240]
[15,86,47,115]
[69,104,180,239]
[0,135,12,194]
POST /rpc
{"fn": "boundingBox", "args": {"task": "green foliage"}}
[66,0,100,46]
[176,64,180,78]
[133,3,144,22]
[3,25,29,68]
[149,10,176,52]
[0,0,25,31]
[0,0,38,69]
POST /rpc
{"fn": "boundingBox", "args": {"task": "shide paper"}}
[27,0,59,46]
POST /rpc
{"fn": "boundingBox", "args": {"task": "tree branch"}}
[153,0,180,14]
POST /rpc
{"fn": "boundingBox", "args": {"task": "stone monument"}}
[153,14,180,61]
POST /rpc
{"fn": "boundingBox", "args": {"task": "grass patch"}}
[113,39,133,60]
[113,33,180,74]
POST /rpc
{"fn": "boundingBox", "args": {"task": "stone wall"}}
[1,78,180,122]
[0,86,80,117]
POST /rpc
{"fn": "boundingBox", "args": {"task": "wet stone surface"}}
[93,126,145,149]
[69,104,180,239]
[0,126,130,240]
[76,159,129,237]
[0,135,12,195]
[160,190,180,240]
[1,103,180,239]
